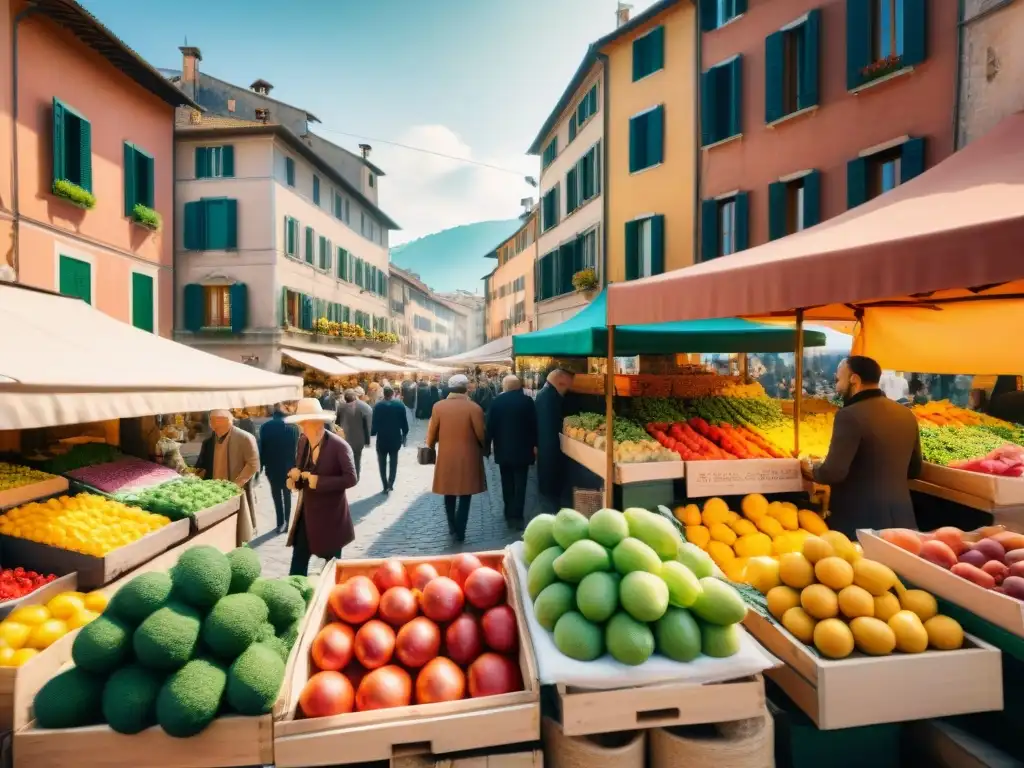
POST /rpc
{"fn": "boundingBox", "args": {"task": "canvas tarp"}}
[282,348,359,377]
[334,356,409,374]
[0,284,303,430]
[433,336,513,366]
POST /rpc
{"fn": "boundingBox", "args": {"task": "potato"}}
[1001,576,1024,601]
[990,532,1024,552]
[972,539,1006,563]
[1004,549,1024,566]
[1009,561,1024,579]
[951,562,996,589]
[958,549,988,568]
[981,560,1009,585]
[920,540,958,570]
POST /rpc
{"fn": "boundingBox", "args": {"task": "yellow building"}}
[600,0,696,283]
[484,208,537,341]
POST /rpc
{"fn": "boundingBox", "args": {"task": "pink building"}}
[0,0,197,336]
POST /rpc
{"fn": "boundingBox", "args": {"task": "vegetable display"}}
[0,568,56,603]
[40,444,123,475]
[67,457,181,495]
[118,479,242,521]
[0,463,58,493]
[562,414,678,463]
[0,589,106,666]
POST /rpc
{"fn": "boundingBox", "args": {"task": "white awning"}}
[0,283,303,430]
[334,355,409,373]
[282,348,359,377]
[381,355,453,374]
[433,336,512,366]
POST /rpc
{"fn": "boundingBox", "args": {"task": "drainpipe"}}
[953,0,966,149]
[171,124,179,335]
[693,7,703,263]
[8,6,41,280]
[598,51,610,288]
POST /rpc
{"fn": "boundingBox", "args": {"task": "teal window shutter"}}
[798,9,822,109]
[624,220,639,281]
[736,0,748,12]
[647,106,665,166]
[700,69,718,145]
[305,227,314,264]
[340,248,349,280]
[52,98,66,184]
[764,32,785,123]
[222,146,235,177]
[568,114,577,143]
[59,255,91,303]
[139,150,155,208]
[727,57,743,137]
[649,215,665,276]
[649,26,665,73]
[183,283,204,331]
[300,295,313,330]
[313,175,320,205]
[734,192,750,251]
[901,137,926,182]
[229,283,248,334]
[768,181,787,241]
[846,0,872,90]
[286,157,295,186]
[195,147,209,179]
[77,115,92,192]
[803,170,822,227]
[566,167,578,213]
[225,199,238,249]
[588,86,598,114]
[334,193,342,218]
[847,157,868,209]
[123,143,137,217]
[131,272,154,332]
[700,200,719,261]
[629,114,642,172]
[901,0,927,67]
[699,0,717,31]
[632,37,645,81]
[183,201,204,250]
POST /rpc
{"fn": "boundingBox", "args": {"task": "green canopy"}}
[512,289,826,357]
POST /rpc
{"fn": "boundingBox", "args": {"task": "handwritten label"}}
[685,459,803,498]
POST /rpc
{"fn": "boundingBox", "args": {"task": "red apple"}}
[299,671,354,718]
[395,616,441,668]
[449,554,483,588]
[421,577,465,623]
[464,566,507,610]
[410,563,440,591]
[330,576,380,624]
[353,620,396,670]
[378,587,419,627]
[481,605,518,654]
[373,559,410,593]
[415,657,466,704]
[467,652,522,697]
[445,613,484,666]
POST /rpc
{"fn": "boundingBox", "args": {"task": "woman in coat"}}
[427,374,487,542]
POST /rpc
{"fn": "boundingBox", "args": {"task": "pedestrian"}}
[802,356,923,538]
[426,374,487,542]
[401,377,417,410]
[486,375,537,529]
[535,369,575,512]
[428,379,442,415]
[336,389,373,480]
[285,398,358,576]
[472,375,495,415]
[372,385,409,494]
[415,379,431,420]
[194,410,260,545]
[259,404,299,534]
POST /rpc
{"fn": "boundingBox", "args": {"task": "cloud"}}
[371,125,538,246]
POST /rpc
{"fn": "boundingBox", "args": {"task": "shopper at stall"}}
[486,375,537,529]
[802,356,922,537]
[426,374,487,542]
[194,410,260,545]
[259,405,299,534]
[372,386,409,493]
[336,389,373,481]
[535,368,575,512]
[472,374,495,416]
[285,398,357,576]
[989,376,1024,424]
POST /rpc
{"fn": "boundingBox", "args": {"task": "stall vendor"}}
[535,368,575,512]
[194,410,260,545]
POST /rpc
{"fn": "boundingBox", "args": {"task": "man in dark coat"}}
[259,405,298,533]
[804,356,923,538]
[401,378,417,409]
[472,376,495,415]
[486,375,537,528]
[286,398,358,576]
[415,380,433,420]
[535,369,574,511]
[372,386,409,493]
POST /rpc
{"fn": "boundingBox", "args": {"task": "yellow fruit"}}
[767,501,785,519]
[813,618,855,659]
[741,493,768,521]
[82,592,109,613]
[767,586,801,620]
[724,511,740,526]
[47,593,86,620]
[820,531,856,562]
[782,606,817,644]
[709,522,737,546]
[851,543,864,561]
[65,610,99,631]
[707,541,735,567]
[26,619,67,650]
[801,583,839,620]
[735,532,773,558]
[702,498,730,526]
[852,559,899,597]
[802,536,834,564]
[797,510,828,536]
[779,509,799,531]
[924,615,964,651]
[837,585,875,619]
[888,610,928,653]
[778,552,815,589]
[7,605,50,627]
[899,589,938,622]
[10,648,38,667]
[0,622,30,651]
[756,516,784,538]
[815,557,855,591]
[745,557,781,594]
[675,505,701,526]
[850,616,896,655]
[0,648,15,667]
[723,558,748,582]
[873,593,902,622]
[685,525,711,550]
[730,519,758,537]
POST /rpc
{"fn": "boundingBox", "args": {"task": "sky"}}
[79,0,661,246]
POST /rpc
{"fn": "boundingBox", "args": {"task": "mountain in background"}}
[390,219,522,294]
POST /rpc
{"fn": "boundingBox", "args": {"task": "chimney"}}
[359,143,372,160]
[520,197,533,215]
[616,2,632,27]
[180,46,202,85]
[250,79,273,96]
[255,107,269,123]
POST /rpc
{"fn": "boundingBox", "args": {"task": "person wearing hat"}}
[194,410,260,545]
[426,374,487,542]
[285,398,358,576]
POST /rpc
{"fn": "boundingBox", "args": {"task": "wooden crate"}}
[274,551,541,768]
[743,610,1003,730]
[189,495,241,534]
[0,518,189,589]
[684,458,804,498]
[559,435,685,485]
[921,463,1024,506]
[0,478,68,512]
[392,746,543,768]
[0,573,77,621]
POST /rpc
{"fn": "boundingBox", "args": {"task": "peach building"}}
[0,0,197,337]
[483,208,537,341]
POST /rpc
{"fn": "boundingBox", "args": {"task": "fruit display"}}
[0,463,58,492]
[32,545,312,734]
[913,401,1024,472]
[0,567,57,603]
[562,414,678,463]
[880,525,1024,600]
[39,443,123,475]
[757,531,965,659]
[523,507,748,666]
[117,479,242,521]
[67,457,182,495]
[646,418,790,460]
[950,444,1024,477]
[750,412,835,460]
[297,555,524,718]
[0,494,171,556]
[0,589,106,666]
[673,494,830,583]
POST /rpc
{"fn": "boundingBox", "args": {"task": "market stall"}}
[432,336,513,367]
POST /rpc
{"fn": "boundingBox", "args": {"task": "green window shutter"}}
[901,0,927,67]
[123,143,137,216]
[700,69,718,145]
[566,167,578,213]
[649,26,665,73]
[798,9,822,109]
[229,283,248,334]
[700,200,719,261]
[764,32,785,123]
[305,227,314,264]
[846,0,872,90]
[736,0,748,12]
[59,255,91,303]
[225,199,238,249]
[647,106,664,166]
[141,151,155,208]
[727,57,743,138]
[286,157,295,186]
[734,192,750,251]
[78,115,92,192]
[52,98,66,183]
[768,181,787,241]
[195,147,209,179]
[699,0,718,31]
[183,283,204,331]
[588,86,598,114]
[847,157,868,209]
[649,215,665,276]
[901,137,926,183]
[300,295,313,330]
[334,193,341,218]
[280,286,287,326]
[632,37,645,81]
[568,114,577,143]
[624,220,640,281]
[203,198,234,250]
[131,272,154,332]
[313,175,320,205]
[183,202,204,250]
[803,170,822,227]
[340,248,349,280]
[222,146,235,177]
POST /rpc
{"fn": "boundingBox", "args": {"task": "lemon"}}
[778,552,815,589]
[83,592,109,613]
[7,605,49,627]
[47,593,86,620]
[0,648,15,667]
[10,648,39,667]
[65,610,98,630]
[26,619,68,650]
[0,622,31,650]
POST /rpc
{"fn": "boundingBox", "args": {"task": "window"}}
[305,226,315,264]
[194,146,234,179]
[846,0,925,90]
[576,84,599,129]
[513,301,526,325]
[337,246,348,280]
[285,156,295,186]
[204,285,231,328]
[872,0,903,61]
[769,171,821,241]
[700,0,747,30]
[847,137,925,208]
[183,198,238,250]
[131,272,155,333]
[567,142,601,214]
[701,57,743,146]
[765,10,821,124]
[700,193,749,260]
[368,172,375,188]
[51,98,92,193]
[334,193,343,219]
[625,216,664,280]
[313,175,320,205]
[568,114,577,143]
[123,143,155,217]
[629,108,664,172]
[541,138,558,170]
[284,216,299,257]
[344,198,351,224]
[318,235,331,272]
[632,25,665,81]
[541,185,560,232]
[58,255,91,304]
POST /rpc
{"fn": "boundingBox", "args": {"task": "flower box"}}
[51,180,95,210]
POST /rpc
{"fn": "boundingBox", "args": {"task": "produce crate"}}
[273,552,541,768]
[0,518,190,590]
[921,463,1024,507]
[742,609,1003,729]
[684,458,805,498]
[189,495,241,534]
[392,746,543,768]
[859,530,1024,639]
[0,573,77,621]
[0,478,68,512]
[559,435,685,485]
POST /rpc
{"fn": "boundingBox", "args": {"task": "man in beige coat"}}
[427,374,486,542]
[195,410,260,545]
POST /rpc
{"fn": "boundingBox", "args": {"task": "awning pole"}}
[794,309,805,457]
[605,325,616,508]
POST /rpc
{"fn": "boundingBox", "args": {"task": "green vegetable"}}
[171,546,232,610]
[107,571,174,625]
[72,614,133,674]
[227,546,262,594]
[117,479,241,520]
[249,579,305,631]
[920,425,1012,465]
[102,664,164,734]
[156,658,228,737]
[225,643,286,715]
[134,601,202,671]
[201,593,269,660]
[34,668,106,729]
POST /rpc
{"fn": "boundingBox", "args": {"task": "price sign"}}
[685,459,804,498]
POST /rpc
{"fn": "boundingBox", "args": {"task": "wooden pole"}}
[793,309,805,457]
[605,325,616,509]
